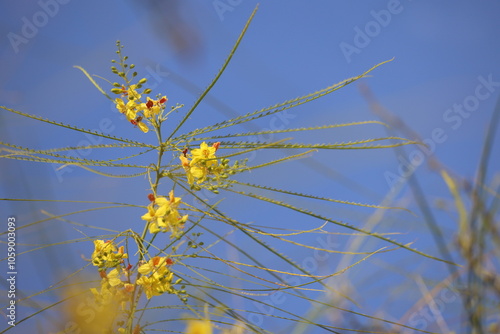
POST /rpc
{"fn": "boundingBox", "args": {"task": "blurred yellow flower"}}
[185,319,213,334]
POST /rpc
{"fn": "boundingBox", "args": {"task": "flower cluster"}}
[90,267,134,311]
[113,84,168,133]
[91,239,128,270]
[89,240,183,332]
[180,142,248,193]
[89,240,135,332]
[141,190,189,236]
[136,256,176,299]
[109,41,168,133]
[180,142,225,186]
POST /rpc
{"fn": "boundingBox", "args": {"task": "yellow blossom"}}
[91,240,128,269]
[107,268,123,287]
[137,120,149,133]
[140,96,167,118]
[115,98,138,121]
[191,165,208,184]
[180,142,222,185]
[136,256,174,299]
[180,155,195,185]
[191,142,217,167]
[141,191,188,237]
[130,116,149,133]
[89,271,134,327]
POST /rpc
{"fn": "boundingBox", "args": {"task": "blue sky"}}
[1,1,500,333]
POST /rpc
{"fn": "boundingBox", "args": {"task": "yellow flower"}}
[191,166,208,184]
[116,91,151,133]
[140,96,167,118]
[141,197,169,234]
[91,240,128,269]
[90,278,116,305]
[115,98,138,121]
[107,268,123,287]
[141,191,188,236]
[181,142,222,185]
[191,142,217,166]
[180,156,207,185]
[90,267,135,312]
[185,320,213,334]
[130,116,149,133]
[138,256,168,275]
[137,120,149,133]
[136,256,174,299]
[180,155,195,185]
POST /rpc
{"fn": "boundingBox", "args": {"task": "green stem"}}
[128,122,166,333]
